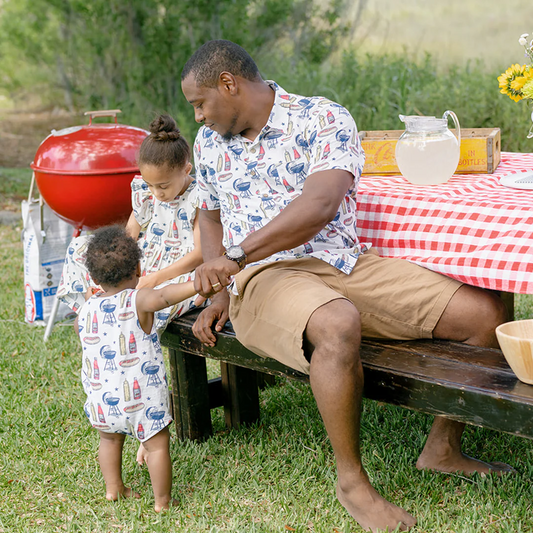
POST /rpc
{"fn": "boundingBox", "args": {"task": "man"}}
[181,40,510,532]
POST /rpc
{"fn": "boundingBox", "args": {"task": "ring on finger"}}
[212,282,221,290]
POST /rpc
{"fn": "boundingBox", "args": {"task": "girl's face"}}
[140,162,193,203]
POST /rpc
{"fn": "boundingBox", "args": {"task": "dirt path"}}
[0,110,84,219]
[0,109,83,168]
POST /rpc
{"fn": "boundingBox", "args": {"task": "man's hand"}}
[192,290,230,346]
[194,255,240,298]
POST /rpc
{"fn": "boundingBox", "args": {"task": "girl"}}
[58,114,202,332]
[79,225,201,511]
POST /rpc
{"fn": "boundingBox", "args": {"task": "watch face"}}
[226,245,245,260]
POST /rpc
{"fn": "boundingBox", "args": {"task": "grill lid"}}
[30,110,148,175]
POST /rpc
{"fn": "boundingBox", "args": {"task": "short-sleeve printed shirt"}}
[193,81,368,274]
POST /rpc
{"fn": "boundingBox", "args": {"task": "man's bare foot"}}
[155,497,179,512]
[416,451,514,476]
[105,486,141,502]
[337,481,416,532]
[136,444,147,466]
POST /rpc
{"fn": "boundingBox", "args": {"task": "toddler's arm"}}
[136,281,200,314]
[136,281,203,333]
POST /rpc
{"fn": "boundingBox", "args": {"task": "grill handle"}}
[84,109,122,125]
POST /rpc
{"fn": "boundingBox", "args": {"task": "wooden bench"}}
[160,308,533,442]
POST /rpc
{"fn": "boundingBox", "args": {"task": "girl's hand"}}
[136,272,162,289]
[85,286,103,300]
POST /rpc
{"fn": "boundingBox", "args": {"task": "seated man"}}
[181,39,510,532]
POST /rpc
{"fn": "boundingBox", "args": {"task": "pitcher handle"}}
[443,110,461,145]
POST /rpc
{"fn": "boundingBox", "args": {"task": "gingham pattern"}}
[356,152,533,294]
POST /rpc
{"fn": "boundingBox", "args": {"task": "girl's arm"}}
[136,209,203,289]
[126,211,141,240]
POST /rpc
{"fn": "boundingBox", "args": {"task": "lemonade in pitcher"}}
[395,111,461,185]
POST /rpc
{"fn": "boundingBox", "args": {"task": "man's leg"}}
[305,298,417,533]
[416,284,513,474]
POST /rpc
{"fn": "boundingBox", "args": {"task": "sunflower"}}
[498,63,529,102]
[522,77,533,100]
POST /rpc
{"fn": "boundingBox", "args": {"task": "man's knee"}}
[304,298,361,361]
[435,285,508,345]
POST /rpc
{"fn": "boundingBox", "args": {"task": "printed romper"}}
[79,289,172,442]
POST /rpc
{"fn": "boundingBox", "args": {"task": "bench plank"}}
[161,311,533,441]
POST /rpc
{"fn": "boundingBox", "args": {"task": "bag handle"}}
[27,172,37,203]
[24,172,47,243]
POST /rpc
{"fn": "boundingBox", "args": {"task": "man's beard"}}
[221,114,238,142]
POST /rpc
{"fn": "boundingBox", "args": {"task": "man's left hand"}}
[194,256,240,297]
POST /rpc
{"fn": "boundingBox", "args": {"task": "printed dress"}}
[57,176,198,332]
[79,289,172,442]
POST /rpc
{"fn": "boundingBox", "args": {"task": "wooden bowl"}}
[496,320,533,385]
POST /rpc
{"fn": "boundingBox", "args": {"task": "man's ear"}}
[219,71,238,95]
[136,263,142,277]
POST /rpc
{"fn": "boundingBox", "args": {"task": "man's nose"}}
[194,109,204,123]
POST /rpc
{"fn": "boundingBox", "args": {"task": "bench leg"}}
[257,372,277,390]
[500,291,514,321]
[168,347,213,441]
[220,362,260,430]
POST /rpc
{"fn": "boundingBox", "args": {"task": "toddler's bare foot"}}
[155,497,179,512]
[105,486,141,502]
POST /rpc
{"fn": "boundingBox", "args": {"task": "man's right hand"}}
[192,290,230,346]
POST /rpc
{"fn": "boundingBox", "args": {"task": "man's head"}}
[181,40,263,141]
[181,40,261,89]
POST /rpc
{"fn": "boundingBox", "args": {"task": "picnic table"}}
[161,152,533,441]
[357,151,533,295]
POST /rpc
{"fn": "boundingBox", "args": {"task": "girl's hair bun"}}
[149,114,181,141]
[138,113,191,169]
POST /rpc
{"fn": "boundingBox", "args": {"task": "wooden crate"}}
[359,128,501,175]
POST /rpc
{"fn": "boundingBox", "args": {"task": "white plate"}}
[499,169,533,190]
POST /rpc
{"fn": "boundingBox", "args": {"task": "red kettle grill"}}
[31,109,148,235]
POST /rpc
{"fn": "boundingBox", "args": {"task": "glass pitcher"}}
[395,111,461,185]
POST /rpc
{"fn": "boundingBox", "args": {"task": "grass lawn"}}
[1,170,533,532]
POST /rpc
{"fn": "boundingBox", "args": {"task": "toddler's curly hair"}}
[85,225,142,287]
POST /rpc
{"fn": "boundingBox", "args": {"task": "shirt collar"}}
[261,81,292,137]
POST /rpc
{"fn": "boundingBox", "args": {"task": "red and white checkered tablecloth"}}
[356,152,533,294]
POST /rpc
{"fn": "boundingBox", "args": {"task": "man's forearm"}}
[199,210,225,262]
[240,169,353,264]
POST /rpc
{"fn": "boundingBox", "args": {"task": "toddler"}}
[78,224,199,511]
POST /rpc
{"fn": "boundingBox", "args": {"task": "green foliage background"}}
[0,0,531,149]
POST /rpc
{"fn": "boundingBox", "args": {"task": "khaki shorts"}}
[229,251,462,374]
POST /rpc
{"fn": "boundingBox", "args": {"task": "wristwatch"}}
[224,245,247,271]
